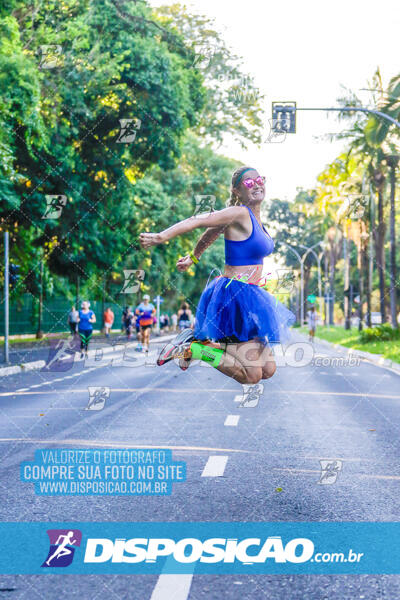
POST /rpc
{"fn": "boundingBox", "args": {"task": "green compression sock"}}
[190,342,224,367]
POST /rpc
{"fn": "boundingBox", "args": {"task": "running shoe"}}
[157,328,194,366]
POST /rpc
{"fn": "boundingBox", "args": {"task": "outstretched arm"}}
[139,206,243,249]
[177,226,224,271]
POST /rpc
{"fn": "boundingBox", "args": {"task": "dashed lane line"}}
[150,574,193,600]
[201,455,228,477]
[224,415,240,427]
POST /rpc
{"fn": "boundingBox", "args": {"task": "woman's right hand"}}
[139,232,163,248]
[176,255,193,271]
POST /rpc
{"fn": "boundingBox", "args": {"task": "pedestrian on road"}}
[134,310,142,349]
[122,307,130,334]
[135,295,156,354]
[67,306,79,337]
[123,307,134,341]
[171,313,178,332]
[177,303,193,331]
[103,307,114,339]
[160,313,170,332]
[140,166,295,384]
[77,301,96,358]
[307,305,317,343]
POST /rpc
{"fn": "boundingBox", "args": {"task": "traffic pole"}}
[4,231,9,364]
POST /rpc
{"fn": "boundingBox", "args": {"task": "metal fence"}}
[0,295,125,336]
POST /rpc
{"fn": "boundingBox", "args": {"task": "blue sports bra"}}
[224,205,274,266]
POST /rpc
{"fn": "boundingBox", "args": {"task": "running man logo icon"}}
[116,118,142,143]
[39,45,63,69]
[192,43,217,70]
[318,460,343,485]
[193,195,216,218]
[42,529,82,568]
[42,337,79,372]
[86,386,110,411]
[346,194,367,220]
[42,195,67,219]
[265,118,287,144]
[274,269,296,294]
[239,383,264,408]
[120,269,145,294]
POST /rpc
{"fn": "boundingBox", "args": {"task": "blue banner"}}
[0,522,399,574]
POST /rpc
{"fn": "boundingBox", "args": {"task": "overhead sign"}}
[272,102,297,133]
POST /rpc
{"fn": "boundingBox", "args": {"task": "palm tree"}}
[385,153,399,328]
[337,70,400,326]
[334,87,387,323]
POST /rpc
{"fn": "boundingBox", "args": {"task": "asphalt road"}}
[0,331,153,366]
[0,332,400,599]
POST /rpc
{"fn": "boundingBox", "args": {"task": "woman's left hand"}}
[176,255,193,271]
[139,232,163,248]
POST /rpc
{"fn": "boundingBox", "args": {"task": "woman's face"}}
[82,302,89,310]
[234,169,265,205]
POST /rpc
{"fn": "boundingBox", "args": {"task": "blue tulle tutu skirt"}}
[193,276,295,346]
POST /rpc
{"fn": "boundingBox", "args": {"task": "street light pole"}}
[278,242,303,324]
[299,244,324,318]
[3,232,9,364]
[299,242,324,323]
[278,241,325,326]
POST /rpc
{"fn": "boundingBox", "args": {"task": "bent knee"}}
[262,359,277,379]
[244,367,263,385]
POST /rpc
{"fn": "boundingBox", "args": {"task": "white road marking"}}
[2,389,400,400]
[150,574,193,600]
[7,366,101,393]
[0,438,253,453]
[224,415,240,427]
[274,467,400,482]
[201,455,228,477]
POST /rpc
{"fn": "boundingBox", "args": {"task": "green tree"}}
[156,4,264,147]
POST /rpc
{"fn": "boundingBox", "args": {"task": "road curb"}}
[297,332,400,375]
[0,333,176,379]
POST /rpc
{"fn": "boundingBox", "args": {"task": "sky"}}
[149,0,400,201]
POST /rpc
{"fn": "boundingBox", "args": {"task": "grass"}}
[299,325,400,365]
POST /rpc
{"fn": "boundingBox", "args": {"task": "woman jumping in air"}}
[139,166,295,384]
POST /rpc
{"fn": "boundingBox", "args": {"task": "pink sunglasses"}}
[242,176,266,189]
